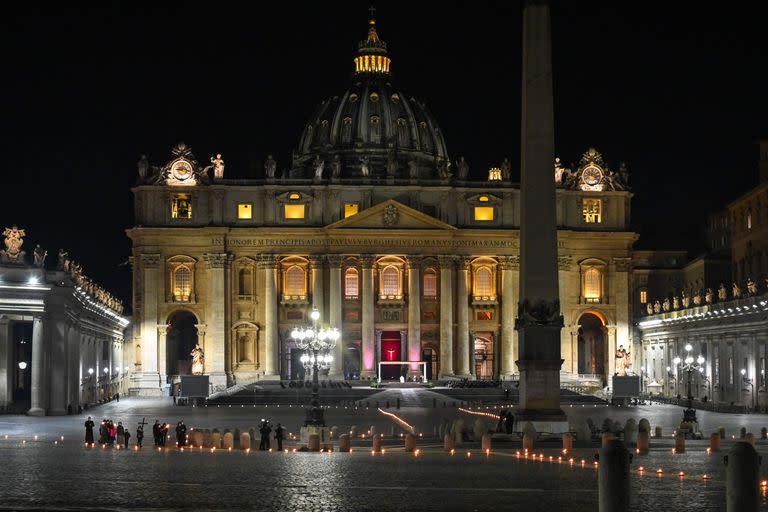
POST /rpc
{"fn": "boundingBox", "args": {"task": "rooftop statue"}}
[211,154,225,180]
[717,283,727,301]
[457,156,469,180]
[0,226,26,264]
[732,282,742,299]
[386,149,398,177]
[331,155,342,179]
[359,156,370,177]
[692,291,702,305]
[705,288,713,304]
[137,155,149,179]
[313,155,325,179]
[264,155,277,179]
[33,244,47,268]
[501,158,511,181]
[747,277,758,296]
[646,303,653,315]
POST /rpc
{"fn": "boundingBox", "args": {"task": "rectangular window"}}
[476,311,493,321]
[583,198,602,223]
[286,310,304,321]
[344,203,359,218]
[345,270,359,299]
[474,206,494,221]
[639,289,647,304]
[172,194,192,219]
[423,271,437,298]
[284,204,305,219]
[238,203,252,219]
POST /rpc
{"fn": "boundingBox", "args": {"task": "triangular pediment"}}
[326,199,456,230]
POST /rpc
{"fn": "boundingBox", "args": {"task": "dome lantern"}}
[354,8,391,75]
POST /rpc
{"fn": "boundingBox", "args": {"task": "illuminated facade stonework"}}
[127,17,637,395]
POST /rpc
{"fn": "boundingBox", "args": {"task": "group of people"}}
[258,420,285,451]
[83,417,132,448]
[496,410,515,434]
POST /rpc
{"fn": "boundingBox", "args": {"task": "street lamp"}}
[672,343,705,425]
[740,368,755,410]
[290,307,340,428]
[18,361,27,370]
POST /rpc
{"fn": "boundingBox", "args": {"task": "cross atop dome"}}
[355,8,391,74]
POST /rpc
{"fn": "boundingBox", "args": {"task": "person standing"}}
[152,420,160,446]
[274,423,284,451]
[116,421,125,446]
[124,429,131,449]
[84,416,95,445]
[175,420,187,447]
[136,426,144,448]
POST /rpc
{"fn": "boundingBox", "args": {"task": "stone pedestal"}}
[300,426,333,451]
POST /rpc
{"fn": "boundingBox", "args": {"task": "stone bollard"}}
[654,426,662,438]
[562,433,573,452]
[601,432,615,448]
[674,433,685,454]
[404,433,417,452]
[444,434,455,451]
[638,418,650,434]
[598,440,632,512]
[330,426,338,439]
[623,419,638,447]
[350,425,358,438]
[481,434,492,452]
[372,434,382,453]
[740,427,747,439]
[203,431,213,448]
[745,433,756,446]
[338,434,351,452]
[223,432,234,449]
[719,427,726,439]
[249,428,257,441]
[724,441,761,512]
[636,430,650,455]
[473,419,487,441]
[308,434,320,452]
[761,427,767,440]
[211,432,222,448]
[710,432,721,452]
[192,431,203,447]
[240,433,251,450]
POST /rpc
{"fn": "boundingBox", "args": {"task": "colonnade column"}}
[204,253,230,390]
[28,315,46,416]
[360,255,376,379]
[406,256,422,377]
[438,256,454,378]
[327,255,344,380]
[499,256,519,378]
[137,253,161,396]
[157,325,168,386]
[260,255,280,379]
[48,315,68,415]
[310,256,325,322]
[0,318,11,409]
[66,323,79,410]
[456,257,471,377]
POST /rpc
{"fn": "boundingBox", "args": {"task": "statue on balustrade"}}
[0,226,26,264]
[646,303,653,316]
[313,155,325,179]
[457,156,469,180]
[33,244,47,268]
[331,155,342,179]
[682,291,690,309]
[693,290,702,306]
[264,154,277,179]
[653,300,661,314]
[718,283,727,301]
[672,296,680,310]
[732,282,742,299]
[747,277,758,296]
[662,298,670,312]
[705,288,714,304]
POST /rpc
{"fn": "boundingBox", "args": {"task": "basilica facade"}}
[128,18,635,395]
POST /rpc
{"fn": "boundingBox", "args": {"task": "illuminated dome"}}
[291,15,450,180]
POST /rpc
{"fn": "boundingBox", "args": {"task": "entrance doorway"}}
[422,348,438,381]
[289,348,308,381]
[167,311,198,377]
[12,322,32,409]
[578,312,606,382]
[473,332,494,379]
[380,331,402,380]
[343,343,361,380]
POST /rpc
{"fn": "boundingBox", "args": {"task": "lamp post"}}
[291,307,340,427]
[740,368,754,410]
[672,343,705,425]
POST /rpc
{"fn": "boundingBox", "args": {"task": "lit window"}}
[477,311,493,321]
[474,206,494,221]
[640,288,647,304]
[284,266,305,296]
[478,196,489,202]
[284,204,305,219]
[172,194,192,219]
[583,267,602,303]
[381,266,400,297]
[583,198,601,223]
[238,203,252,219]
[475,267,493,296]
[289,192,301,200]
[239,268,253,296]
[423,269,437,298]
[487,168,502,181]
[344,203,359,218]
[173,266,192,302]
[345,268,359,299]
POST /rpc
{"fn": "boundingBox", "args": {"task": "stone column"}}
[48,315,68,415]
[310,256,325,322]
[327,256,344,380]
[137,253,162,395]
[28,315,46,416]
[260,255,280,379]
[499,256,519,378]
[456,257,471,377]
[0,318,11,409]
[157,325,169,383]
[439,256,455,378]
[406,256,422,377]
[204,253,230,389]
[516,0,565,424]
[361,255,376,378]
[66,323,79,410]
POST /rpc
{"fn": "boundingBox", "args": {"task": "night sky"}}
[2,2,766,308]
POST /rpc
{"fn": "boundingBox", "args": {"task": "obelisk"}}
[515,0,567,429]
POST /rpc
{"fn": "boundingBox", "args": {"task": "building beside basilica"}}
[128,17,635,396]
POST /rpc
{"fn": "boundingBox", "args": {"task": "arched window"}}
[381,266,400,297]
[370,116,381,144]
[173,266,192,302]
[397,118,409,147]
[475,267,493,297]
[423,268,437,298]
[239,267,253,296]
[583,267,602,303]
[284,266,306,297]
[345,268,359,299]
[342,117,353,144]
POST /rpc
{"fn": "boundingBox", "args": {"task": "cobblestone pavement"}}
[1,398,768,511]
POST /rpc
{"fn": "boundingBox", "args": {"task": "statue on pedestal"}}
[0,226,26,264]
[672,296,680,310]
[57,249,68,270]
[211,154,225,179]
[717,283,727,301]
[615,345,631,376]
[137,155,149,180]
[732,282,742,299]
[693,291,702,306]
[501,157,511,181]
[33,245,47,268]
[653,300,661,314]
[331,155,342,179]
[646,303,653,316]
[662,298,670,312]
[359,156,370,177]
[682,291,690,309]
[407,159,419,179]
[705,288,713,304]
[747,277,758,296]
[457,156,469,180]
[386,149,398,177]
[313,155,325,179]
[190,345,205,375]
[264,155,277,178]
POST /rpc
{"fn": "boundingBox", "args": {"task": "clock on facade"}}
[167,158,197,186]
[580,164,604,191]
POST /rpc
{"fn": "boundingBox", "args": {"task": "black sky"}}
[1,1,766,308]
